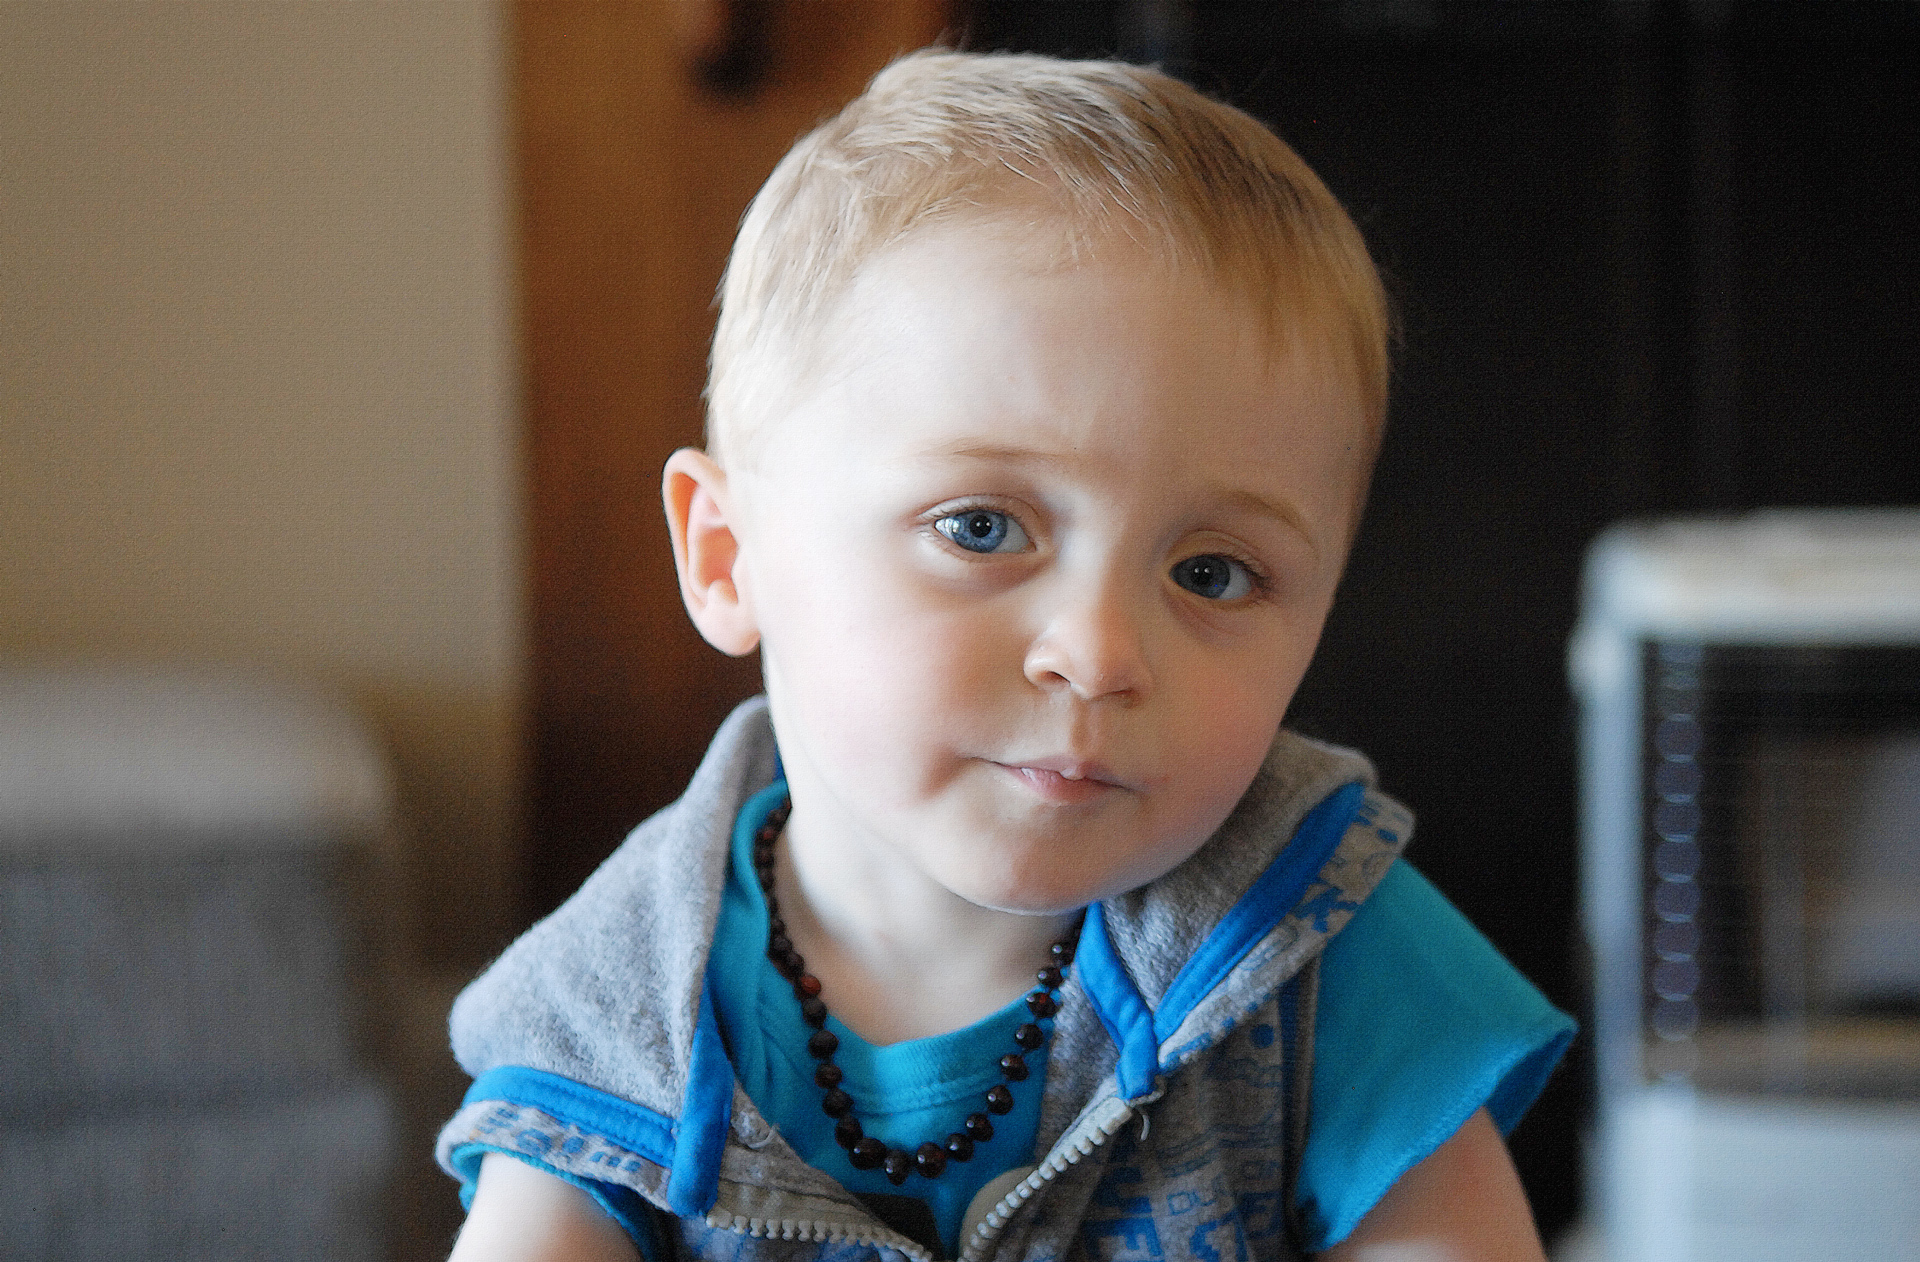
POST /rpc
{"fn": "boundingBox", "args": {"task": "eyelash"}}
[926,501,1032,555]
[1175,549,1274,602]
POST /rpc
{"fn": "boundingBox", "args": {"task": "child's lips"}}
[999,758,1130,803]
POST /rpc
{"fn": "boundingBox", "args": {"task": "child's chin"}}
[953,865,1124,918]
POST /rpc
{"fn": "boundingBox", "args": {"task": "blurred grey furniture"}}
[1,668,398,1260]
[1570,511,1920,1262]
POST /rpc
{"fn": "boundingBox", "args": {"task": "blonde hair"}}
[707,49,1390,465]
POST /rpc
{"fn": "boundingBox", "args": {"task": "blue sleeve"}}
[1295,860,1576,1253]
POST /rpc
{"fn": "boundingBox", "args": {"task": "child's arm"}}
[447,1151,640,1262]
[1316,1107,1547,1261]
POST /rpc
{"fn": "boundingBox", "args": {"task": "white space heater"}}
[1571,509,1920,1262]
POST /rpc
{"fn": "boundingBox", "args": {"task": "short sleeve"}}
[1296,860,1576,1252]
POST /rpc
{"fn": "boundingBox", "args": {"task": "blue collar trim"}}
[668,980,735,1216]
[1153,781,1366,1043]
[1074,780,1368,1099]
[1075,901,1160,1100]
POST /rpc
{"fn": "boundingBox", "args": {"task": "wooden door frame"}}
[514,1,952,918]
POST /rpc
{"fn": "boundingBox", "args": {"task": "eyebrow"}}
[1216,487,1317,553]
[934,442,1073,466]
[929,442,1321,556]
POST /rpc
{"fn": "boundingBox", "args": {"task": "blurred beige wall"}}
[0,1,522,964]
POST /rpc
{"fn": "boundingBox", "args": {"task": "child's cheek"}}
[778,569,1008,792]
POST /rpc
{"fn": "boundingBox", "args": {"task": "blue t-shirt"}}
[710,782,1574,1256]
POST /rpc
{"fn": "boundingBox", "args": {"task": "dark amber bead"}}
[998,1053,1029,1081]
[883,1149,912,1185]
[850,1137,886,1170]
[1036,965,1063,990]
[807,1029,839,1059]
[800,996,828,1027]
[1026,992,1058,1018]
[798,974,822,997]
[964,1113,994,1141]
[1014,1022,1044,1050]
[822,1088,853,1118]
[835,1117,863,1149]
[985,1085,1014,1114]
[769,932,792,957]
[814,1063,843,1089]
[1050,940,1074,966]
[945,1132,975,1161]
[914,1142,947,1178]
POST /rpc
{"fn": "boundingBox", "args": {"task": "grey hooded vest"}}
[438,698,1410,1262]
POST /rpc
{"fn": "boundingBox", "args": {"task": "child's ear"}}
[662,447,760,656]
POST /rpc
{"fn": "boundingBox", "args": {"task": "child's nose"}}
[1022,581,1153,704]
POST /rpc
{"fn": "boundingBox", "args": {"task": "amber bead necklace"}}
[752,797,1078,1186]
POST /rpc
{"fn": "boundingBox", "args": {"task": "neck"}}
[773,801,1078,1046]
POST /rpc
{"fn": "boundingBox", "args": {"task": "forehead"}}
[843,226,1354,439]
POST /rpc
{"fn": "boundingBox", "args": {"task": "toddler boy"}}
[440,50,1573,1262]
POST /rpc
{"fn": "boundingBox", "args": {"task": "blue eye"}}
[1171,554,1254,600]
[935,509,1029,554]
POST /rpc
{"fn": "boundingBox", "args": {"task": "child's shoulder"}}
[448,700,782,1097]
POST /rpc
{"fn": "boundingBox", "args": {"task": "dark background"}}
[955,0,1920,1243]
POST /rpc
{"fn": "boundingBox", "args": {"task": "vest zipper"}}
[701,1093,1139,1262]
[703,1208,934,1262]
[955,1095,1138,1262]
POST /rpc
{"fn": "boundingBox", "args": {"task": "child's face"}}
[720,224,1370,915]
